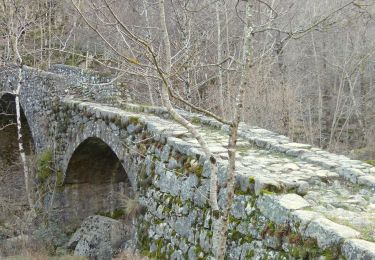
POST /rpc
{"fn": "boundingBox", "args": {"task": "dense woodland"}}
[1,0,375,159]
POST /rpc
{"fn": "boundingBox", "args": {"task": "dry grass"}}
[113,250,149,260]
[5,250,148,260]
[6,252,87,260]
[116,192,144,221]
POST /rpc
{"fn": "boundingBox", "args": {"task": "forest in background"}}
[1,0,375,162]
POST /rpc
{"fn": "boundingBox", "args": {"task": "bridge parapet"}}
[120,101,375,190]
[49,64,123,102]
[54,98,375,259]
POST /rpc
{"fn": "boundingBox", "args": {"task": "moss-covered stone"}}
[96,208,125,219]
[289,237,321,259]
[234,188,249,195]
[245,249,255,258]
[194,165,203,178]
[288,232,303,245]
[36,150,53,183]
[191,117,200,125]
[260,188,275,196]
[249,176,255,184]
[56,170,64,187]
[261,221,276,238]
[129,116,140,125]
[364,160,375,166]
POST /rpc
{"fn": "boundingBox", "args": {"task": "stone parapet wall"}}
[48,64,123,103]
[120,102,375,191]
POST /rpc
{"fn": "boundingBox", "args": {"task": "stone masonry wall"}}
[56,100,375,259]
[0,64,122,151]
[1,65,375,259]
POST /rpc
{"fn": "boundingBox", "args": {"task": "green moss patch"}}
[191,117,200,125]
[364,160,375,166]
[36,150,53,183]
[97,209,125,219]
[129,116,140,125]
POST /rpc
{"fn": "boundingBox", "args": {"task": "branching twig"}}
[0,122,16,131]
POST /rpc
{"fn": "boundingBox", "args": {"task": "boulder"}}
[67,215,130,260]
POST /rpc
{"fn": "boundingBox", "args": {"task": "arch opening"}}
[0,94,35,216]
[0,93,35,164]
[65,137,127,184]
[61,137,131,228]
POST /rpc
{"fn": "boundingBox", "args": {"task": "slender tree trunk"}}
[216,1,225,117]
[215,1,252,258]
[275,29,289,134]
[224,2,232,117]
[47,0,52,68]
[142,0,155,106]
[39,21,43,64]
[183,15,192,111]
[311,32,323,147]
[359,61,368,147]
[12,36,34,209]
[157,0,220,217]
[15,69,34,209]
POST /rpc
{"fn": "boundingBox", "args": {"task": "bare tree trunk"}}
[15,68,34,209]
[157,0,220,215]
[142,0,155,106]
[359,61,368,147]
[215,1,252,258]
[12,36,34,209]
[311,32,323,147]
[183,13,192,111]
[47,0,52,68]
[216,1,225,117]
[275,30,289,134]
[224,2,232,118]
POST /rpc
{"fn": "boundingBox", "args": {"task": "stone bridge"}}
[0,65,374,259]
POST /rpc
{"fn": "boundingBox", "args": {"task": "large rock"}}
[257,194,310,225]
[342,239,375,260]
[304,218,360,249]
[67,215,130,260]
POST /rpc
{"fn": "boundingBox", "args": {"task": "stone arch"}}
[58,136,133,229]
[64,137,127,185]
[60,119,138,189]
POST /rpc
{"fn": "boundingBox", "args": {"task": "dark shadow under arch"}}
[0,93,35,213]
[65,137,127,184]
[60,137,131,229]
[0,93,34,164]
